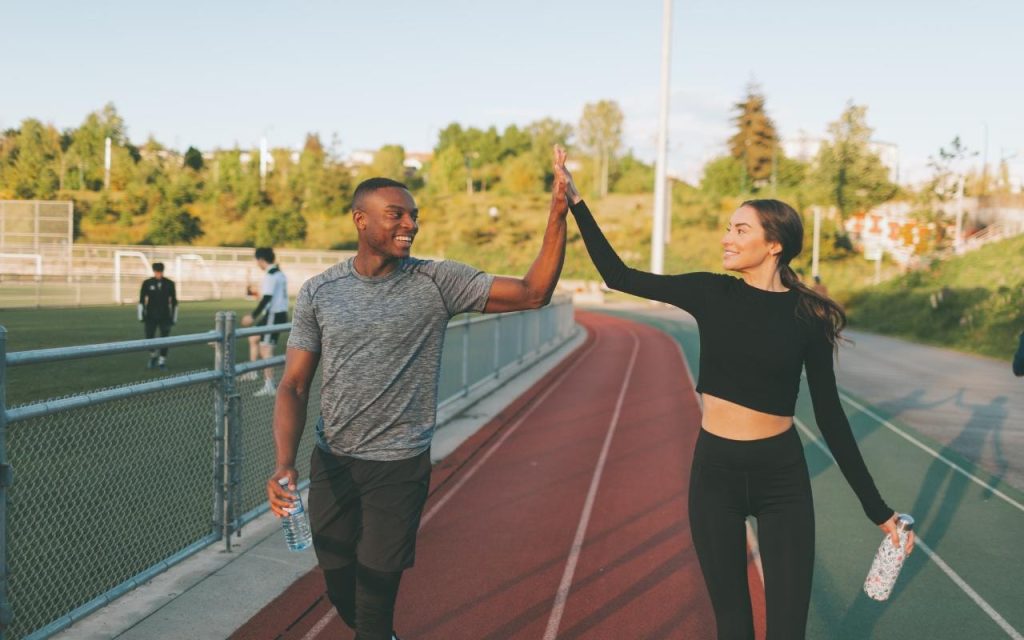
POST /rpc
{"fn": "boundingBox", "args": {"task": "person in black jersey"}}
[555,155,914,640]
[138,262,178,370]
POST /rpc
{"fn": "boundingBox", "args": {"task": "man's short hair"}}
[152,262,165,272]
[352,177,409,211]
[255,247,275,264]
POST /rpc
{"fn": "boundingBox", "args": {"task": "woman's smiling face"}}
[721,205,781,273]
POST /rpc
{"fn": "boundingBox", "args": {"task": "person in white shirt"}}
[242,247,289,396]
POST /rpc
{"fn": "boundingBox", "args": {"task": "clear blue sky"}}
[3,0,1021,184]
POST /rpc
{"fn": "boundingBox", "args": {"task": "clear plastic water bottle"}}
[278,478,312,551]
[863,513,914,601]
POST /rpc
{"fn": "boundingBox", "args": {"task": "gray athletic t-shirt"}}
[287,257,494,461]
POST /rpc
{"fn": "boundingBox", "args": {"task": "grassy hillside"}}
[844,234,1024,358]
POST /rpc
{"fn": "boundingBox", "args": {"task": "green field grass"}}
[0,300,314,640]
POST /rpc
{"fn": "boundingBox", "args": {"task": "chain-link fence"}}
[0,296,576,640]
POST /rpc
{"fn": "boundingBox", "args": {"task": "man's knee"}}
[323,564,357,628]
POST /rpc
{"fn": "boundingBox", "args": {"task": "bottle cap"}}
[895,513,914,532]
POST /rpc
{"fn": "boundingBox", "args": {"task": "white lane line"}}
[914,538,1024,640]
[542,329,641,640]
[299,610,335,640]
[793,416,1024,640]
[837,392,1024,515]
[302,326,599,639]
[420,329,599,528]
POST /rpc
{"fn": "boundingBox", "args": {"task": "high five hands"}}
[553,145,581,207]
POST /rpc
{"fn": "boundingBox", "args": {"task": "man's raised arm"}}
[483,145,569,313]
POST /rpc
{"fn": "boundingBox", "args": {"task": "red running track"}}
[232,311,766,640]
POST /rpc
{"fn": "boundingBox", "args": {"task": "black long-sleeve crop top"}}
[570,200,893,525]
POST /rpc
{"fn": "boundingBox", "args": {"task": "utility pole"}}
[103,137,111,191]
[954,175,965,253]
[651,0,673,275]
[982,122,989,196]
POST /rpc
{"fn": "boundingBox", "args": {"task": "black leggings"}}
[324,563,403,640]
[688,426,815,640]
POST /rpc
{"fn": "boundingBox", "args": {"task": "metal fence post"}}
[493,315,501,379]
[0,326,12,635]
[518,311,525,364]
[212,313,227,544]
[222,312,240,551]
[461,321,470,398]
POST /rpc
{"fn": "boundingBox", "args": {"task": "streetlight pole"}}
[651,0,673,275]
[103,137,111,191]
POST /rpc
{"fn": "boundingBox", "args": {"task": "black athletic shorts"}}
[257,311,288,345]
[307,445,432,573]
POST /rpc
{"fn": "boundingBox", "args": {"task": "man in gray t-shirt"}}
[266,147,572,640]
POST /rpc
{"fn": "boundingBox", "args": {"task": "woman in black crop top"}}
[555,156,913,640]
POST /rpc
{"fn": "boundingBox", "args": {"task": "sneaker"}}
[238,370,259,381]
[158,357,167,370]
[253,383,276,397]
[147,356,157,369]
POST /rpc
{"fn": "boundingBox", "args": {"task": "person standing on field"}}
[242,247,289,397]
[138,262,177,370]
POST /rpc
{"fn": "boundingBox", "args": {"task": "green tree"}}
[810,102,897,219]
[926,136,976,203]
[500,154,543,193]
[68,103,128,191]
[426,146,466,195]
[1,119,62,198]
[525,118,573,187]
[578,100,624,198]
[247,207,307,246]
[611,153,655,194]
[728,83,779,187]
[146,203,203,244]
[369,144,407,181]
[183,146,204,171]
[699,155,746,199]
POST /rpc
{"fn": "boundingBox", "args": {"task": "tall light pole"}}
[651,0,673,275]
[103,137,112,191]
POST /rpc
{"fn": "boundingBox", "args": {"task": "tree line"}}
[0,89,1006,249]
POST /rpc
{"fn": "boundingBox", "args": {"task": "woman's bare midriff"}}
[701,393,793,440]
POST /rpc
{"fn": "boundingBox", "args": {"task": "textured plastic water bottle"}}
[863,513,914,601]
[278,478,312,551]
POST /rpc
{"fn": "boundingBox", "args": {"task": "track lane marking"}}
[542,328,641,640]
[836,391,1024,514]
